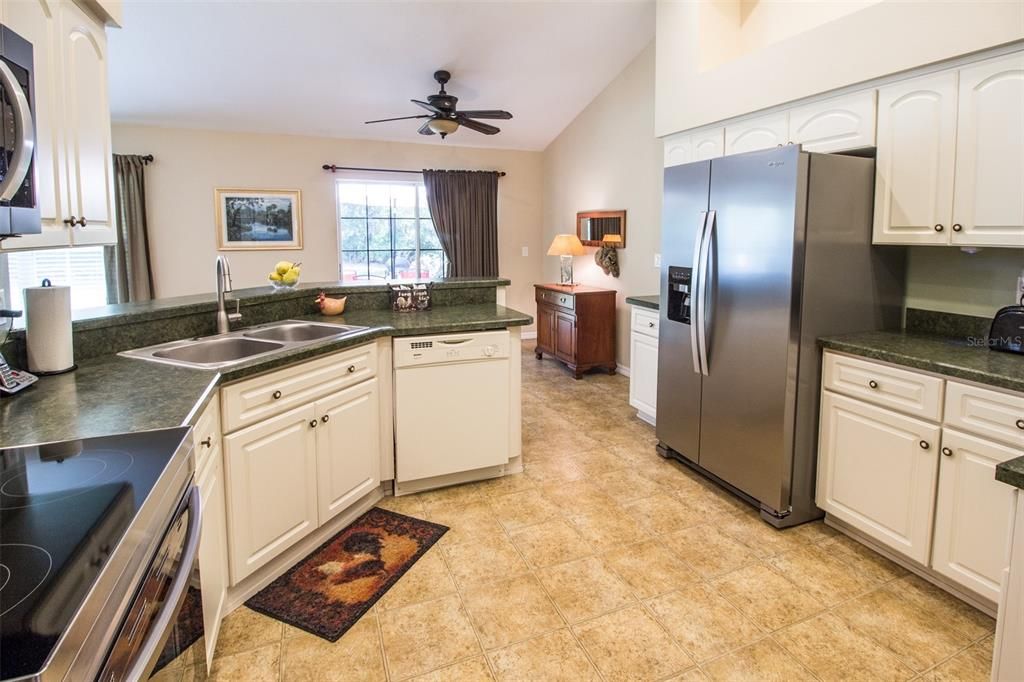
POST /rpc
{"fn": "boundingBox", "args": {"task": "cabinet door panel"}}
[59,1,115,245]
[224,403,318,583]
[933,428,1020,602]
[789,90,877,153]
[817,391,940,564]
[725,113,789,155]
[664,133,692,168]
[629,332,658,421]
[873,72,957,244]
[536,304,555,354]
[196,448,229,668]
[316,379,381,525]
[554,312,575,363]
[692,127,724,161]
[1,0,69,249]
[952,52,1024,247]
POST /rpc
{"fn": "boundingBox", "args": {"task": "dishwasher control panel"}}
[393,330,511,368]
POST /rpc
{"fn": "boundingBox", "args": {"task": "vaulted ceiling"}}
[107,1,655,151]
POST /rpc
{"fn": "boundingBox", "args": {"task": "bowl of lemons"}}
[268,261,301,290]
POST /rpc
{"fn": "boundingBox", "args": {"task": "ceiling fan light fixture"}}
[428,118,459,136]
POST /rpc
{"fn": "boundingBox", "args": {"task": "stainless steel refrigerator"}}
[656,145,905,528]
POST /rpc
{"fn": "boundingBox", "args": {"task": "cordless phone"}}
[0,351,37,395]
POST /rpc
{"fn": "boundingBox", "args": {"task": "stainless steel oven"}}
[0,23,39,239]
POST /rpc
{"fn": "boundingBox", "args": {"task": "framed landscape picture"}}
[216,188,303,250]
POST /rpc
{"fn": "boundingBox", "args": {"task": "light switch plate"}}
[521,246,529,257]
[653,253,661,268]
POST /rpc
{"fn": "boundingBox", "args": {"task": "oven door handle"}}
[124,485,202,682]
[0,59,36,203]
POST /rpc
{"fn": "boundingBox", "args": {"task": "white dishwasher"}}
[394,330,511,491]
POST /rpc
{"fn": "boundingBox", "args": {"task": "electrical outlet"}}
[521,246,529,257]
[653,253,662,268]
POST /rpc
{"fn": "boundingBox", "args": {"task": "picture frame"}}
[215,188,303,250]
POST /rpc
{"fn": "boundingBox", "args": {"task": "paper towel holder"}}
[25,278,77,375]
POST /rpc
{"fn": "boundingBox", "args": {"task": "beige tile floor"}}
[172,341,996,681]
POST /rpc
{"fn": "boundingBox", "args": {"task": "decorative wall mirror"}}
[577,210,626,248]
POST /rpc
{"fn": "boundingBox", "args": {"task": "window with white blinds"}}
[2,247,109,311]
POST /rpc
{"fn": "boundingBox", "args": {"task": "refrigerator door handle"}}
[690,211,709,375]
[695,210,716,376]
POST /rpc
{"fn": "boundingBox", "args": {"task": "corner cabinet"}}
[628,305,658,425]
[873,52,1024,248]
[0,0,117,250]
[817,350,1024,606]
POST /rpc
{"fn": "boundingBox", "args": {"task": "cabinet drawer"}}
[536,289,575,310]
[823,352,944,421]
[631,308,659,338]
[221,344,377,433]
[944,381,1024,449]
[193,397,222,475]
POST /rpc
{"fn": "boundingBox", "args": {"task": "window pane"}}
[392,249,419,279]
[393,219,417,249]
[341,251,368,281]
[367,218,391,250]
[366,184,391,218]
[391,184,416,218]
[338,183,367,217]
[420,219,442,250]
[368,251,393,280]
[418,186,431,218]
[340,218,368,251]
[420,250,446,280]
[5,246,108,311]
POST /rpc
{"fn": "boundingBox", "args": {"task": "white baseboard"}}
[616,364,630,377]
[521,331,537,340]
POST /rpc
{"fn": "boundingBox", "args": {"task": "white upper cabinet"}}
[692,127,725,161]
[951,52,1024,248]
[1,0,116,250]
[725,112,789,155]
[663,132,692,168]
[789,91,877,153]
[873,71,958,245]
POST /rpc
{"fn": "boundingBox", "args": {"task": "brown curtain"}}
[422,170,499,277]
[105,154,154,303]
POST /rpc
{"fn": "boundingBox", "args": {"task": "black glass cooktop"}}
[0,428,189,681]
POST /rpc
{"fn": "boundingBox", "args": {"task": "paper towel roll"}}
[25,279,75,374]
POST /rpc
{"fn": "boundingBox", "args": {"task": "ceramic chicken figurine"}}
[315,292,347,316]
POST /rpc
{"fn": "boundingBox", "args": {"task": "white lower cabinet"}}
[818,350,1024,607]
[817,390,940,564]
[628,306,659,424]
[224,403,319,583]
[196,446,229,668]
[932,428,1019,602]
[316,378,381,525]
[994,492,1024,681]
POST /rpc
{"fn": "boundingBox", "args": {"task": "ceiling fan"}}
[364,70,513,139]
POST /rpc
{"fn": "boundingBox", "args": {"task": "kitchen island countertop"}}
[0,304,531,447]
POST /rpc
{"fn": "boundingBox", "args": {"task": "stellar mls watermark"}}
[966,336,1024,348]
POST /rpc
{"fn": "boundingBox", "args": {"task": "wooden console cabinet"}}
[534,283,616,379]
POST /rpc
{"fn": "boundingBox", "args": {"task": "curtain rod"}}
[141,154,154,164]
[322,164,505,177]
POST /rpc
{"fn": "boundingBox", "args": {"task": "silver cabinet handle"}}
[0,59,35,203]
[868,380,879,389]
[941,447,953,457]
[920,440,930,450]
[648,321,655,328]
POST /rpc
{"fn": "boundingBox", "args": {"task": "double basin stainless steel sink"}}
[120,320,369,369]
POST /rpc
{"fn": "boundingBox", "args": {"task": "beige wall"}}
[656,0,1024,135]
[906,248,1024,318]
[541,43,663,369]
[112,125,544,326]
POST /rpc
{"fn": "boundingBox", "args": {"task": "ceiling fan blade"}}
[417,120,437,136]
[457,117,500,135]
[364,114,431,124]
[412,99,444,115]
[456,110,513,120]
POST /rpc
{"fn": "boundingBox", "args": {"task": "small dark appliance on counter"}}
[988,298,1024,355]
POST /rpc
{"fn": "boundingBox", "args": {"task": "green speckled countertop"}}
[819,330,1024,394]
[0,304,531,447]
[625,295,659,311]
[820,329,1024,492]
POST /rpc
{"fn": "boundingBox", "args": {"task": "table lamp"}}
[547,234,586,285]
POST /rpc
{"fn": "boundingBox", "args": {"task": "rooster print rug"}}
[245,507,448,641]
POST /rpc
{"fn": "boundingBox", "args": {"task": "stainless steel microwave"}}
[0,23,40,240]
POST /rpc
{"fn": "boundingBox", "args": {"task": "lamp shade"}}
[547,234,586,256]
[427,118,459,135]
[601,233,623,246]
